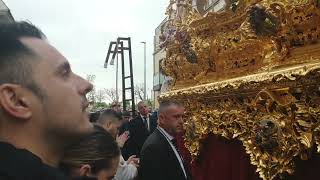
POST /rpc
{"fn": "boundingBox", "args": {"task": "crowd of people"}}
[0,21,192,180]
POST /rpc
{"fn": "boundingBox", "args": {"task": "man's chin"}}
[58,123,93,146]
[67,123,93,143]
[82,120,94,133]
[77,115,94,136]
[176,126,184,133]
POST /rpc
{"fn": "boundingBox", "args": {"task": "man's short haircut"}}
[96,109,122,125]
[158,100,182,116]
[89,111,101,123]
[122,111,130,117]
[0,21,46,99]
[137,101,145,109]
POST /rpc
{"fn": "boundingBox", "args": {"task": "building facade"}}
[152,0,226,109]
[0,0,14,23]
[152,17,167,109]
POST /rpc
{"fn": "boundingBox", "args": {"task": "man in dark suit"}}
[139,101,192,180]
[122,101,157,159]
[119,111,131,135]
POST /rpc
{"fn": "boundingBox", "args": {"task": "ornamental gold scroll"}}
[160,0,320,90]
[160,62,320,180]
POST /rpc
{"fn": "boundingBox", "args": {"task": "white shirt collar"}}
[158,126,174,140]
[157,126,187,178]
[140,114,149,119]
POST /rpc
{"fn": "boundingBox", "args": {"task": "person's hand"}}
[127,155,140,168]
[116,131,129,148]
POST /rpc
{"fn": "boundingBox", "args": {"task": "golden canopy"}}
[159,0,320,179]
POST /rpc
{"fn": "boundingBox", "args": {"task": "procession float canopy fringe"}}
[158,0,320,179]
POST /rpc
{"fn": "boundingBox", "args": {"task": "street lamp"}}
[141,41,147,101]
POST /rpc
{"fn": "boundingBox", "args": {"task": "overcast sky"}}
[5,0,168,100]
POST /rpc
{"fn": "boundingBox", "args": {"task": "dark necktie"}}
[143,116,148,131]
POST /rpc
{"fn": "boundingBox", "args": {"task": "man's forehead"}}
[166,105,184,113]
[139,103,146,107]
[20,37,68,66]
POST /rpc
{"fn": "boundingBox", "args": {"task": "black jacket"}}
[122,114,157,159]
[139,128,192,180]
[0,142,67,180]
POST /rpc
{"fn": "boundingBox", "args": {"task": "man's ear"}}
[79,164,92,177]
[105,121,113,129]
[0,84,32,120]
[158,113,164,124]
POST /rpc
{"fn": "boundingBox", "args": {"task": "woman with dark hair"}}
[60,127,120,180]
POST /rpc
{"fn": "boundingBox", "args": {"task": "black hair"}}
[0,21,46,99]
[96,109,122,125]
[89,111,101,123]
[122,111,130,117]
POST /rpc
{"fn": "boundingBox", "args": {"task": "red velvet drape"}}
[177,133,320,180]
[177,134,260,180]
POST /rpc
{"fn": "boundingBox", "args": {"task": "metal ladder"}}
[105,37,136,117]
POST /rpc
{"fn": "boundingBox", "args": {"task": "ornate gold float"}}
[159,0,320,179]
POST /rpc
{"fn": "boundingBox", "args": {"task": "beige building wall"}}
[153,18,167,109]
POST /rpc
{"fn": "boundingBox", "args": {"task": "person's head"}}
[96,109,122,138]
[111,102,121,113]
[60,127,120,180]
[137,101,149,116]
[158,101,185,136]
[89,111,101,123]
[0,22,93,151]
[122,111,131,123]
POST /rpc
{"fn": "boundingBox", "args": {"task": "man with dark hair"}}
[139,100,192,180]
[96,109,123,138]
[111,101,121,113]
[123,101,157,159]
[119,110,131,135]
[0,21,93,180]
[96,109,139,180]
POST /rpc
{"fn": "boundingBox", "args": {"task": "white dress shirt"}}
[113,155,138,180]
[157,126,187,178]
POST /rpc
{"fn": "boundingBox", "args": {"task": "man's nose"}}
[84,82,93,95]
[77,75,93,95]
[178,116,184,123]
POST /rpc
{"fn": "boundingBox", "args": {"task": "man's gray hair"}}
[158,100,182,117]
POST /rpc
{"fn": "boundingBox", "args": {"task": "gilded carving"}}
[160,64,320,179]
[160,0,320,89]
[159,0,320,179]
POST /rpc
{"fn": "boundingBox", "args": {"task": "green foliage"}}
[95,102,108,109]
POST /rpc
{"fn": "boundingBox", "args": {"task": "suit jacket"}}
[139,128,191,180]
[119,121,129,135]
[122,114,157,159]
